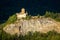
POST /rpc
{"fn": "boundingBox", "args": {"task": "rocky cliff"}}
[3,17,60,35]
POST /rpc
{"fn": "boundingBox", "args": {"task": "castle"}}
[16,8,27,19]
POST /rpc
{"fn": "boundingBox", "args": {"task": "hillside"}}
[3,16,60,35]
[2,11,60,35]
[1,11,60,40]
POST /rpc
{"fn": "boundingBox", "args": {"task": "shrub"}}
[45,11,60,22]
[6,14,17,24]
[1,14,17,27]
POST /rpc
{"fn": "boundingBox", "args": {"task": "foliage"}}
[1,14,17,27]
[37,14,40,18]
[25,15,31,20]
[1,30,18,40]
[1,31,60,40]
[6,14,17,24]
[45,11,60,21]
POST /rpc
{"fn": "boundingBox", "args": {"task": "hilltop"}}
[3,11,60,35]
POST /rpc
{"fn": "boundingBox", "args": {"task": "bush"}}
[1,14,17,27]
[25,15,31,20]
[1,31,60,40]
[6,14,17,24]
[45,11,60,22]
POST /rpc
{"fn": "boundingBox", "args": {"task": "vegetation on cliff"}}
[45,11,60,21]
[0,14,17,27]
[7,14,17,24]
[1,31,60,40]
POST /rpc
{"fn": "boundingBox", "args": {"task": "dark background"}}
[0,0,60,24]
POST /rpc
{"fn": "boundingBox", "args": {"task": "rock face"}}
[3,18,60,35]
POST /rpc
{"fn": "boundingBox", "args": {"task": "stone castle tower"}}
[16,8,28,19]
